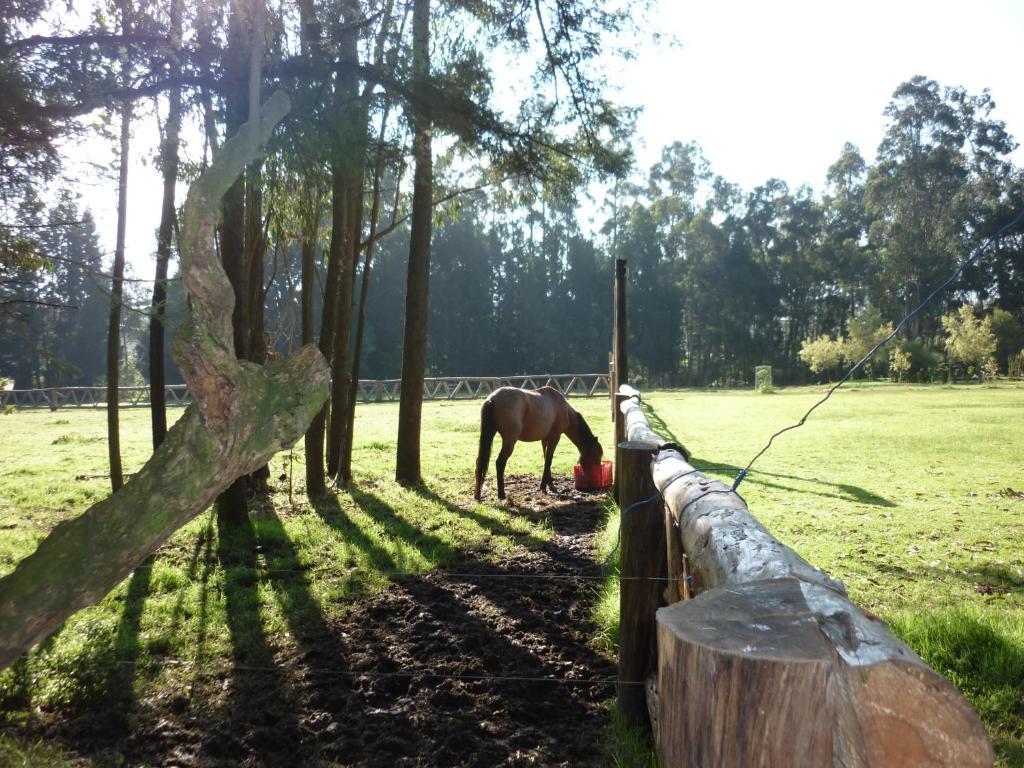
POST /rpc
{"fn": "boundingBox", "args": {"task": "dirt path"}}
[13,476,617,767]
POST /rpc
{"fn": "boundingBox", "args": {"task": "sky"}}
[73,0,1024,279]
[615,0,1024,188]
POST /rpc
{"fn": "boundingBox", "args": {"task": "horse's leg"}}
[539,440,550,491]
[496,438,515,500]
[541,433,561,493]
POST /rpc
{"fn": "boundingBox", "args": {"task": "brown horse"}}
[474,386,603,500]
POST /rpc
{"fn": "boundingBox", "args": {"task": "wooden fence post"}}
[613,392,630,502]
[614,257,627,388]
[609,352,616,420]
[617,440,665,728]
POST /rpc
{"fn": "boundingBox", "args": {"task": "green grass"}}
[637,382,1024,765]
[0,397,616,762]
[1,384,1022,764]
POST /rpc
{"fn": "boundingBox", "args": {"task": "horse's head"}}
[573,409,604,466]
[579,440,604,467]
[579,436,603,467]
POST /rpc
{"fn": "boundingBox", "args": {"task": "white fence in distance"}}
[1,374,612,410]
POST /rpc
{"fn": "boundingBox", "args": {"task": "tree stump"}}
[656,579,993,767]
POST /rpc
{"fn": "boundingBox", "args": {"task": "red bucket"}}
[574,460,612,491]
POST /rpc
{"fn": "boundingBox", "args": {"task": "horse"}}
[474,386,603,500]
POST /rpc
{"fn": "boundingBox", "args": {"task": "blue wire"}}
[601,492,662,571]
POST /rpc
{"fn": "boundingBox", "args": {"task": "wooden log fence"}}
[615,385,993,767]
[0,374,611,410]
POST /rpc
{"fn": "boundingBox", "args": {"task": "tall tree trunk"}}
[106,0,132,492]
[245,163,271,493]
[305,166,343,495]
[216,0,257,526]
[300,214,317,348]
[337,0,402,484]
[395,0,432,485]
[300,191,324,494]
[325,3,366,483]
[246,166,265,364]
[245,0,267,370]
[148,0,184,450]
[342,104,398,482]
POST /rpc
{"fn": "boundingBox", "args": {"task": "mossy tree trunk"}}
[0,91,331,672]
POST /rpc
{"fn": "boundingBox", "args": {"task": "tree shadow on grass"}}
[642,400,896,508]
[347,486,459,566]
[310,492,397,572]
[256,484,614,766]
[245,506,420,764]
[102,558,152,714]
[2,482,617,767]
[408,483,550,552]
[961,563,1024,592]
[215,516,302,767]
[0,558,159,758]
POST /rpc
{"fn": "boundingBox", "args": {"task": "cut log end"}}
[656,579,993,768]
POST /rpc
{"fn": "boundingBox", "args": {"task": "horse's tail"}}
[475,398,498,500]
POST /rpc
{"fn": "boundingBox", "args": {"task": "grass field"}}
[0,383,1022,765]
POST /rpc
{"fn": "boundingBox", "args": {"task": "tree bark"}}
[245,161,271,494]
[0,91,330,672]
[341,103,394,483]
[300,189,324,495]
[395,0,432,485]
[304,166,344,495]
[325,1,366,483]
[216,0,258,525]
[148,0,184,450]
[106,0,132,492]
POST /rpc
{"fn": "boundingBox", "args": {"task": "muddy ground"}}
[7,476,617,767]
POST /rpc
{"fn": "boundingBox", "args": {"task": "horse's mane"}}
[573,409,598,446]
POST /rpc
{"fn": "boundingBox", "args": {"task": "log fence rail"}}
[614,383,994,767]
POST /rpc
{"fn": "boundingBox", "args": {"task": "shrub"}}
[898,339,944,381]
[846,306,895,373]
[943,305,996,380]
[798,335,844,377]
[1009,350,1024,380]
[889,348,912,382]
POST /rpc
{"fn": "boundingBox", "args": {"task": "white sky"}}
[74,0,1024,278]
[616,0,1024,187]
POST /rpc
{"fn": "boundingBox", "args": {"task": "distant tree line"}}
[4,77,1024,397]
[353,76,1024,386]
